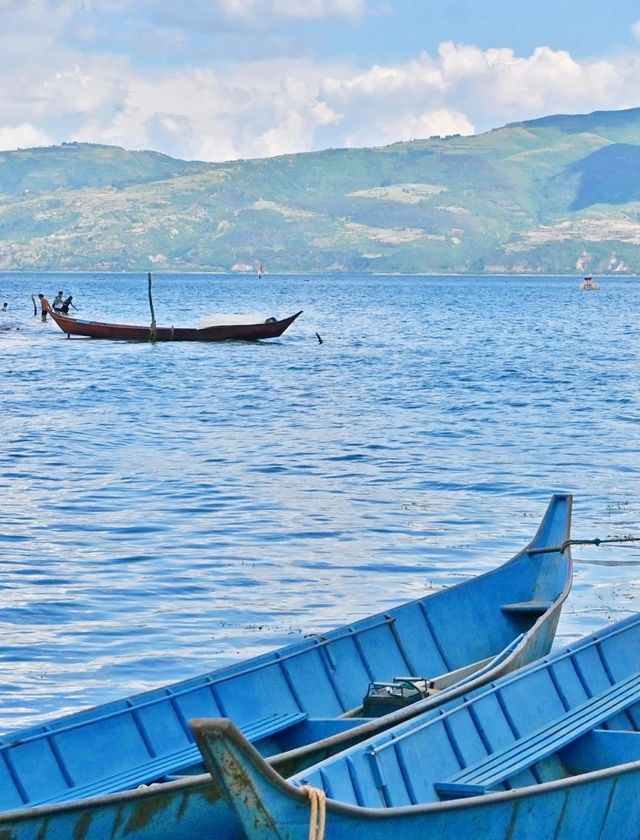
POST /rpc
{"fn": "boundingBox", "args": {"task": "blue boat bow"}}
[0,494,573,839]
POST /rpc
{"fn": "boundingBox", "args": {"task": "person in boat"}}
[59,295,77,315]
[37,293,50,322]
[52,291,64,312]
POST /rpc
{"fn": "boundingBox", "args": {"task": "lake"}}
[0,271,639,731]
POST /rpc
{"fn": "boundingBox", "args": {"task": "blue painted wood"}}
[0,494,572,839]
[561,729,640,775]
[434,670,640,798]
[500,600,553,613]
[30,711,309,807]
[191,608,640,840]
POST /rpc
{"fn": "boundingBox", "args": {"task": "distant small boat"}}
[580,276,599,291]
[0,495,572,839]
[194,608,640,840]
[47,308,302,341]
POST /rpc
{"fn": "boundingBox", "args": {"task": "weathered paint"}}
[0,496,572,839]
[193,609,640,840]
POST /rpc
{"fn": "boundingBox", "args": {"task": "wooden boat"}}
[0,495,572,839]
[196,604,640,840]
[47,308,303,341]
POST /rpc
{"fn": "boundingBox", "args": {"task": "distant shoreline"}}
[0,270,637,278]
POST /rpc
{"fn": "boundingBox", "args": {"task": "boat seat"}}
[500,600,553,615]
[30,710,308,807]
[434,671,640,800]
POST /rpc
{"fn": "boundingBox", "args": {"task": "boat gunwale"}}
[2,494,572,750]
[271,494,573,767]
[188,611,640,827]
[0,495,573,825]
[190,671,640,821]
[3,746,640,825]
[4,608,638,827]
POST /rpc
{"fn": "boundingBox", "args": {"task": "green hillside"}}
[0,108,640,274]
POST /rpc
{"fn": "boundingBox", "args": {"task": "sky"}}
[1,0,640,162]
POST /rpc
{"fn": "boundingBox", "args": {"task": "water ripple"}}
[0,271,639,728]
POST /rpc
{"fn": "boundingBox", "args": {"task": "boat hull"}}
[195,609,640,840]
[0,495,572,839]
[48,310,303,341]
[9,759,640,840]
[0,781,234,840]
[194,735,640,840]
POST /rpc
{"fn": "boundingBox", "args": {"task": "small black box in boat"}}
[362,676,432,717]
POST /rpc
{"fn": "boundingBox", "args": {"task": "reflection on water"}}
[0,271,639,729]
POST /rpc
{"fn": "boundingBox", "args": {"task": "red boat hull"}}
[48,310,302,342]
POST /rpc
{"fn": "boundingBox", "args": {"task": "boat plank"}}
[32,711,309,806]
[0,495,573,838]
[434,671,640,798]
[183,611,640,840]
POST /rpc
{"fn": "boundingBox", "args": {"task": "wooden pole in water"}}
[147,272,157,342]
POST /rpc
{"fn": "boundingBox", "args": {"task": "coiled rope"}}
[301,785,327,840]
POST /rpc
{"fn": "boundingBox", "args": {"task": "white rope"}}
[301,785,327,840]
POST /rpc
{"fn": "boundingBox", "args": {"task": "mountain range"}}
[1,106,639,274]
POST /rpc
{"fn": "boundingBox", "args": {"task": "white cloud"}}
[0,123,51,150]
[632,21,640,42]
[41,65,129,115]
[434,42,634,119]
[0,8,639,162]
[0,0,77,42]
[221,0,365,21]
[322,56,445,102]
[318,42,640,154]
[387,107,475,141]
[341,107,474,149]
[323,42,631,118]
[69,61,344,161]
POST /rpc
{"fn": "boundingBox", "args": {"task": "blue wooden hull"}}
[0,495,572,839]
[195,609,640,840]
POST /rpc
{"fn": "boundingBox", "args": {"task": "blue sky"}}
[1,0,639,162]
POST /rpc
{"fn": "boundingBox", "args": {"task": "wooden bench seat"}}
[435,671,640,800]
[32,710,308,806]
[500,600,553,615]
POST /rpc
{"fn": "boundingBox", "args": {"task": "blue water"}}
[1,272,639,731]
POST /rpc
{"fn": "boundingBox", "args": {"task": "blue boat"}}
[195,605,640,840]
[0,494,572,839]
